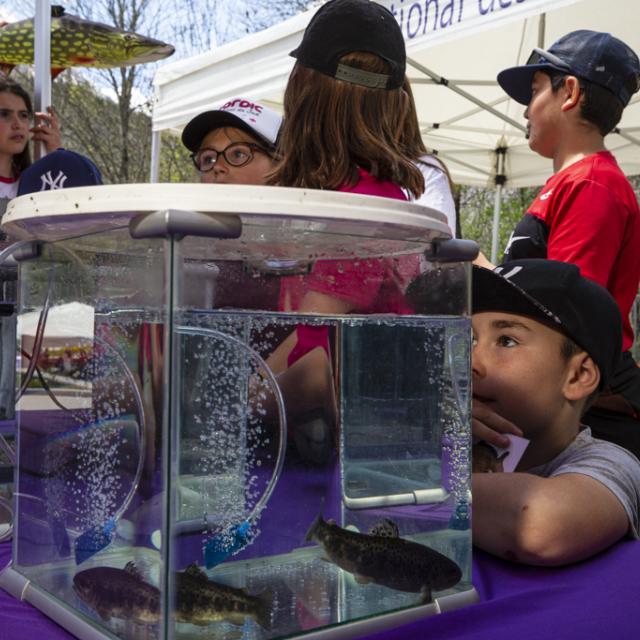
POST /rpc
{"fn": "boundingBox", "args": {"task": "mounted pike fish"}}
[306,514,462,604]
[0,5,174,78]
[176,563,272,629]
[72,562,160,624]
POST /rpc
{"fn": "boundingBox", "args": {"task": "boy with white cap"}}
[181,97,282,185]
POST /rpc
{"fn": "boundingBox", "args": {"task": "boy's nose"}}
[213,160,229,176]
[471,343,487,379]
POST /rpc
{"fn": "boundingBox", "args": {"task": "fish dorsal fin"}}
[184,563,208,581]
[368,518,399,538]
[51,6,65,18]
[124,562,143,580]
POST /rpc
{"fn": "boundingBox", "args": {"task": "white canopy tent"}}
[151,0,640,260]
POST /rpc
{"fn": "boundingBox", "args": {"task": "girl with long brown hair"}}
[263,0,429,464]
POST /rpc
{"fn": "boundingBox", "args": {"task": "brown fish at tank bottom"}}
[472,441,509,473]
[175,563,272,629]
[72,562,160,624]
[306,514,462,604]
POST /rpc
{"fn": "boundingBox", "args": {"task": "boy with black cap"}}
[494,30,640,458]
[472,259,640,565]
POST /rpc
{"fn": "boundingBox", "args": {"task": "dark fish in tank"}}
[175,563,272,629]
[73,562,160,624]
[306,514,462,603]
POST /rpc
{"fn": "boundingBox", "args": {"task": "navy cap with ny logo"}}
[18,149,102,196]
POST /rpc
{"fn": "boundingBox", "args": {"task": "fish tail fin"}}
[304,512,324,542]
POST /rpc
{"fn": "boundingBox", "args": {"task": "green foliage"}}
[158,132,198,183]
[459,184,540,260]
[14,67,152,184]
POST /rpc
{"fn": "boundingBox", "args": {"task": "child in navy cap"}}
[492,30,640,459]
[472,259,640,565]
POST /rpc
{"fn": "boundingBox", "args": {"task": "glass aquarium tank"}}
[0,184,478,639]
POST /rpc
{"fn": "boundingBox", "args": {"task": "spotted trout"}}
[176,563,272,629]
[0,6,174,77]
[73,562,160,624]
[306,514,462,603]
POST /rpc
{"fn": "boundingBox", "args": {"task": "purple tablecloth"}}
[2,538,639,640]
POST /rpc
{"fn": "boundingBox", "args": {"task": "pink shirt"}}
[282,169,418,366]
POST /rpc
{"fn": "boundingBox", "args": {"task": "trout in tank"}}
[72,562,160,624]
[175,563,272,629]
[306,514,462,603]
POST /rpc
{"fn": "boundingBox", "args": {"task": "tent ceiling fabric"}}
[152,0,640,188]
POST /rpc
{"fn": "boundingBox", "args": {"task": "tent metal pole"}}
[537,13,546,48]
[490,148,507,264]
[407,57,526,133]
[614,129,640,147]
[150,130,161,183]
[490,184,504,264]
[33,0,52,160]
[438,154,492,179]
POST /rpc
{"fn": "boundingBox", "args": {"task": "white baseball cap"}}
[181,97,282,152]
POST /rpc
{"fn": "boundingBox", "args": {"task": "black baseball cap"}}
[473,259,622,389]
[497,29,640,106]
[290,0,405,90]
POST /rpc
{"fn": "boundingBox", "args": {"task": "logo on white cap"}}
[218,97,281,146]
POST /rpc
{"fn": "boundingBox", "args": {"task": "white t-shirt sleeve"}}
[409,158,457,237]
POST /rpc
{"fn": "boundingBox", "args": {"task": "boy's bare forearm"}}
[472,472,629,565]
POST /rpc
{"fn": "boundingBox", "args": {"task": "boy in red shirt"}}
[494,30,640,457]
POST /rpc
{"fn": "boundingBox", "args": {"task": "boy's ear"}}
[563,351,600,401]
[560,76,582,112]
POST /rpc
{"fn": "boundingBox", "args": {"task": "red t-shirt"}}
[504,152,640,352]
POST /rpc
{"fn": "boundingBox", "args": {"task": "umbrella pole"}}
[33,0,52,160]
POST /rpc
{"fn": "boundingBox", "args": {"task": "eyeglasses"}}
[190,142,271,172]
[526,47,573,73]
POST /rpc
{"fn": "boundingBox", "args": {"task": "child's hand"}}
[472,399,523,449]
[31,106,62,153]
